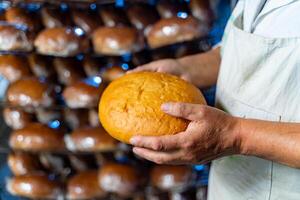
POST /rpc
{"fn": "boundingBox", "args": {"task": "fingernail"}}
[130,137,138,145]
[161,103,171,111]
[132,147,138,154]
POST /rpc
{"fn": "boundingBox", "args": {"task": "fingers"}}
[133,147,219,165]
[130,134,183,151]
[161,102,207,121]
[127,62,158,74]
[132,147,184,164]
[181,74,192,83]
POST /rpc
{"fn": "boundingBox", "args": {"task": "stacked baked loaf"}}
[0,0,212,199]
[0,0,213,56]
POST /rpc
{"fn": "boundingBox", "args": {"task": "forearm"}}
[237,118,300,168]
[177,47,221,88]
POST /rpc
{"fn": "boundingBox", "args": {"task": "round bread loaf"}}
[8,152,41,176]
[3,107,33,130]
[147,16,206,49]
[68,154,97,172]
[99,72,206,143]
[67,170,107,199]
[28,54,55,80]
[88,108,100,127]
[63,81,105,108]
[156,0,188,19]
[190,0,214,26]
[0,55,31,82]
[34,27,88,57]
[98,163,139,198]
[0,24,33,52]
[5,7,41,31]
[6,78,54,108]
[7,174,62,199]
[35,108,62,124]
[63,108,89,130]
[53,57,85,86]
[101,66,126,83]
[65,126,118,152]
[41,7,64,28]
[126,4,159,30]
[72,10,101,35]
[99,6,130,27]
[9,123,65,152]
[82,57,103,77]
[92,26,143,56]
[150,165,193,191]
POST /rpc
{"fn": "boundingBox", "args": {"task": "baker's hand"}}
[127,59,192,82]
[130,103,241,164]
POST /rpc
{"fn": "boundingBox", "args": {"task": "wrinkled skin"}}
[130,102,240,165]
[128,59,192,83]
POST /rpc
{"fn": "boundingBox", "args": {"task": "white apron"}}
[208,11,300,200]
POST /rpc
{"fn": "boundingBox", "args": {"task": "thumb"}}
[161,102,206,121]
